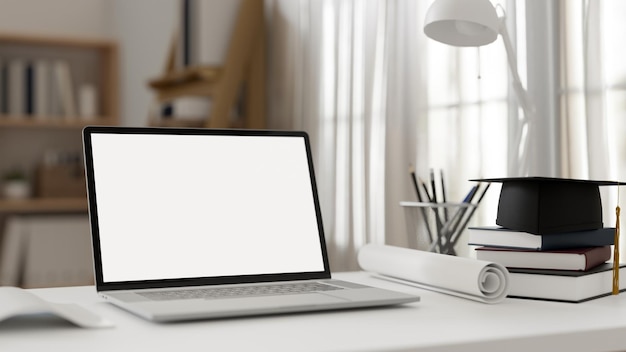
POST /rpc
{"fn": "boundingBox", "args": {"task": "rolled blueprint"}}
[358,244,510,303]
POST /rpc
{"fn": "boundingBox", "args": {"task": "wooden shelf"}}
[0,31,118,216]
[0,32,118,49]
[0,32,119,124]
[0,197,88,213]
[0,117,117,128]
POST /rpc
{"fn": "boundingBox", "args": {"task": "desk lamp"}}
[423,0,533,176]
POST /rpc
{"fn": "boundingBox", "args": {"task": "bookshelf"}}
[0,32,118,213]
[0,197,87,213]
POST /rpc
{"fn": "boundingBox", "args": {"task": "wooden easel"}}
[148,0,265,129]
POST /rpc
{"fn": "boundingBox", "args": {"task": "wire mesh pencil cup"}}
[400,201,478,255]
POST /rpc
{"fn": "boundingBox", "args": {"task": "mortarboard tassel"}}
[613,189,621,295]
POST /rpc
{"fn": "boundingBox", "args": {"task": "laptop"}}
[82,126,419,322]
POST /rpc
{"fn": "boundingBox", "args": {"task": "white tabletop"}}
[3,271,626,352]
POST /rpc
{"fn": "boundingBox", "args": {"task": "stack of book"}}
[0,58,91,120]
[467,177,625,303]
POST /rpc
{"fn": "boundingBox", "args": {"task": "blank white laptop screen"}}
[89,133,325,283]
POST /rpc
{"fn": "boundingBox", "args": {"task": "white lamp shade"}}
[424,0,499,47]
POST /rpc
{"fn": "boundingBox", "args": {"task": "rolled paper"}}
[358,244,510,303]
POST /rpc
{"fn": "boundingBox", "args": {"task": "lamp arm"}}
[499,21,533,120]
[498,18,533,175]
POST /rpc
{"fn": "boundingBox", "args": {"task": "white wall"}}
[0,0,180,127]
[0,1,241,126]
[110,0,241,126]
[0,1,181,288]
[0,0,111,38]
[109,0,179,126]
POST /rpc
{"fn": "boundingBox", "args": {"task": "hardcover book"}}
[507,263,626,303]
[474,245,611,271]
[8,59,25,116]
[467,226,615,250]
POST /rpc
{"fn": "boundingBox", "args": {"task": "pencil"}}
[429,168,438,204]
[409,165,433,243]
[421,175,445,252]
[440,169,449,221]
[438,184,478,253]
[419,177,433,202]
[447,183,491,253]
[431,169,449,245]
[409,165,422,201]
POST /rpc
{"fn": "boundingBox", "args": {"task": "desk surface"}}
[3,271,626,352]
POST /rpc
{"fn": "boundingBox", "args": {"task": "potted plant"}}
[2,168,31,199]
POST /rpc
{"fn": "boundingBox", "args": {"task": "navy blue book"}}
[467,226,615,250]
[25,62,34,115]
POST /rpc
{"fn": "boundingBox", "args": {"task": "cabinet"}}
[0,32,119,213]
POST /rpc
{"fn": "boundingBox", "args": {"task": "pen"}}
[463,183,479,203]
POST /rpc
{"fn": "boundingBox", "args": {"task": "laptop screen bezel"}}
[82,126,332,291]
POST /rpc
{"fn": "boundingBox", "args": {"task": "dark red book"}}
[475,245,611,271]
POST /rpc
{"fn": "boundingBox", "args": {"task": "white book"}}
[34,59,50,119]
[7,59,25,117]
[0,58,7,114]
[53,60,77,119]
[467,226,615,250]
[48,60,62,117]
[78,83,98,119]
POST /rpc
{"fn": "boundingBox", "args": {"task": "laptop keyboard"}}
[139,282,342,301]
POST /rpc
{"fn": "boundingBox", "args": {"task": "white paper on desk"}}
[0,287,113,328]
[358,244,510,304]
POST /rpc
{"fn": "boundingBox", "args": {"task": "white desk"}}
[3,271,626,352]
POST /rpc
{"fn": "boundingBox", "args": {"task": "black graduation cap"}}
[471,177,622,235]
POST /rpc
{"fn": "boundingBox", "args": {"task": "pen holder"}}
[400,201,477,255]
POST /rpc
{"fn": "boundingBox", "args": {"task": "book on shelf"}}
[507,263,626,303]
[467,226,615,250]
[0,58,80,120]
[34,59,50,119]
[53,60,77,118]
[0,59,6,114]
[78,84,98,119]
[474,245,611,271]
[7,58,25,117]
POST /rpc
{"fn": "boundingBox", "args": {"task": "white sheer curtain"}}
[267,0,416,271]
[266,0,510,271]
[264,0,626,270]
[558,0,626,252]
